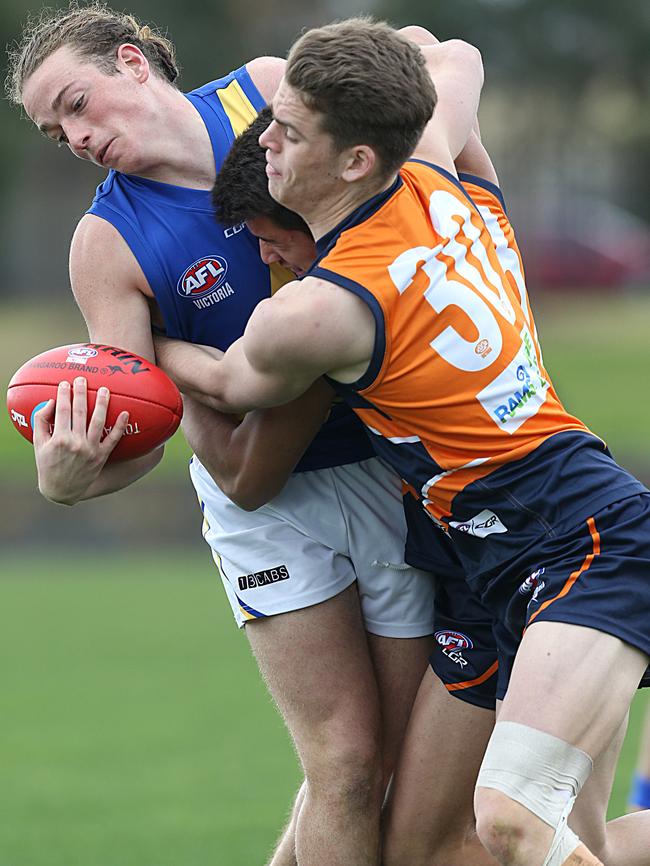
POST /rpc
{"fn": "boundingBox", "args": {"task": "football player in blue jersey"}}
[8,8,500,866]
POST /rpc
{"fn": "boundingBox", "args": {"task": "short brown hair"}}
[285,18,436,180]
[6,1,179,104]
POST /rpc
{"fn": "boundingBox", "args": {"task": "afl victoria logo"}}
[177,256,228,299]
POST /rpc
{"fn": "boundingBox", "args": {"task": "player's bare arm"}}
[171,338,336,509]
[31,216,165,505]
[245,56,286,104]
[70,215,159,358]
[397,30,498,186]
[398,24,440,46]
[413,40,484,172]
[181,379,335,511]
[156,277,375,415]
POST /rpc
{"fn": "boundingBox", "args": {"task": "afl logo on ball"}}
[177,256,228,299]
[66,347,98,365]
[434,630,474,650]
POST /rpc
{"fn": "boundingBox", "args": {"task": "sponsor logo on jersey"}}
[518,567,546,602]
[66,347,98,365]
[449,509,507,538]
[237,564,290,591]
[223,223,245,238]
[435,629,473,650]
[476,326,549,434]
[442,647,469,667]
[177,255,233,305]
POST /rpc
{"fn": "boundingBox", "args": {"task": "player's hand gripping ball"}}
[6,343,183,461]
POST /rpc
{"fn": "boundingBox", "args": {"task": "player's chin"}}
[267,176,287,203]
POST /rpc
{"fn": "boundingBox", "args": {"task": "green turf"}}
[1,553,301,866]
[1,553,647,865]
[535,293,650,469]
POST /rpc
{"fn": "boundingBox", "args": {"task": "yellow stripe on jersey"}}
[217,78,258,137]
[217,80,294,296]
[270,262,295,294]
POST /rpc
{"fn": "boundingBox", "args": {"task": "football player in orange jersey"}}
[212,103,502,866]
[154,19,650,866]
[207,88,650,866]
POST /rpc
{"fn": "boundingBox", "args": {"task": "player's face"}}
[22,45,155,174]
[260,80,345,214]
[246,216,316,277]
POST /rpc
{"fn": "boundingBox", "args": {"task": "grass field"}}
[1,293,649,863]
[1,553,302,866]
[1,553,648,866]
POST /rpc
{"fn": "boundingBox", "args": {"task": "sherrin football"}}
[6,343,183,462]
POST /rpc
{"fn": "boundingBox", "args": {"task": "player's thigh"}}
[499,620,647,759]
[366,632,435,779]
[384,668,495,848]
[246,583,382,755]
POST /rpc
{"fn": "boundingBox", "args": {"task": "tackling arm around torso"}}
[155,277,376,415]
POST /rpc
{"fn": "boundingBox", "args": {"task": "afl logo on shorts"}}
[177,256,228,299]
[435,630,473,650]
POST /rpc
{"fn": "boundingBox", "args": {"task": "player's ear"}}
[341,145,376,184]
[116,43,150,83]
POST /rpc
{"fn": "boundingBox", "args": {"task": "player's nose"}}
[64,121,92,156]
[259,121,279,151]
[258,241,280,265]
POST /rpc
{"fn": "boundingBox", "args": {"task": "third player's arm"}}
[181,380,335,511]
[413,40,484,172]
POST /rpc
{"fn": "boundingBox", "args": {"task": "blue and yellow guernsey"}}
[87,65,372,471]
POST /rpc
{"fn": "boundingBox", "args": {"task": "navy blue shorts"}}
[404,493,498,710]
[490,493,650,699]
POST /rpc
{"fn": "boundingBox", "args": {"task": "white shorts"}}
[189,455,435,638]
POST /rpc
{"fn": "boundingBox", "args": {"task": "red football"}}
[6,343,183,462]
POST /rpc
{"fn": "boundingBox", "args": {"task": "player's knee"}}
[475,721,593,866]
[475,787,529,864]
[301,729,382,810]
